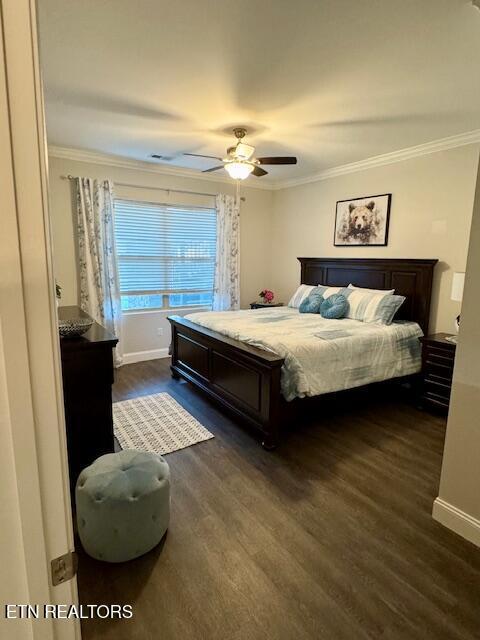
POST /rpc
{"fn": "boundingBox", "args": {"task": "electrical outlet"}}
[157,327,164,337]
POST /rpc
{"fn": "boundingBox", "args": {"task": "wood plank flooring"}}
[77,358,480,640]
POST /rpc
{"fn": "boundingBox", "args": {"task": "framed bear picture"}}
[334,193,392,246]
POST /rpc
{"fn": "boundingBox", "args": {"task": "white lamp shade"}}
[451,271,465,302]
[224,161,254,180]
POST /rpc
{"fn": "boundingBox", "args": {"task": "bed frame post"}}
[261,365,282,450]
[170,322,180,378]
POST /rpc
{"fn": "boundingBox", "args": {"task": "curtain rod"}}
[60,175,246,202]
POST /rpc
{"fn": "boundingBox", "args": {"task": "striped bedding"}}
[185,307,423,401]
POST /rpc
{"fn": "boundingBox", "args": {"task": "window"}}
[114,199,216,311]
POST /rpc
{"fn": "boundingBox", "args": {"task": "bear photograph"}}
[334,193,391,246]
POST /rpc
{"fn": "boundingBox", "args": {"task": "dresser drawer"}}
[420,335,456,414]
[424,377,452,400]
[424,370,452,385]
[424,346,454,364]
[423,391,450,411]
[426,344,454,358]
[423,359,454,381]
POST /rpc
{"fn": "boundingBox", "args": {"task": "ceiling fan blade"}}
[252,166,268,177]
[202,165,225,173]
[184,152,223,161]
[257,157,297,165]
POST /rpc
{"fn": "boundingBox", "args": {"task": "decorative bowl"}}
[59,316,93,338]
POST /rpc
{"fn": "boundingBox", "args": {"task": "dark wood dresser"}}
[59,306,118,488]
[419,333,456,413]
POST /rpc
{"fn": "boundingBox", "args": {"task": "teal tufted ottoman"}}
[76,450,170,563]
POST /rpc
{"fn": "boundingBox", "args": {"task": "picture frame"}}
[334,193,392,246]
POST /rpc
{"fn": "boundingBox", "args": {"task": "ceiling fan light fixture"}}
[225,161,254,180]
[235,142,255,160]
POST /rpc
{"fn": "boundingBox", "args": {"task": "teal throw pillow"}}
[299,287,324,314]
[320,293,349,319]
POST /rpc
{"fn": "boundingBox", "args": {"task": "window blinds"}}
[114,199,216,295]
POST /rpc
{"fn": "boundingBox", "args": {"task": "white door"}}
[0,1,80,639]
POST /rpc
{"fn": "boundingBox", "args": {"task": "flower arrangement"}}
[259,289,274,304]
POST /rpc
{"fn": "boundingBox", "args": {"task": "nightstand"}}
[250,302,284,309]
[419,333,457,413]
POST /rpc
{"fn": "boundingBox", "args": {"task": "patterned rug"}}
[113,392,214,455]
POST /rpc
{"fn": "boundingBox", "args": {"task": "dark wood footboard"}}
[168,316,284,449]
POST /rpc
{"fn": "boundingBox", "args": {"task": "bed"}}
[168,257,437,448]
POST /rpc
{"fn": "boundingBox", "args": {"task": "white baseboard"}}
[122,347,170,365]
[432,498,480,548]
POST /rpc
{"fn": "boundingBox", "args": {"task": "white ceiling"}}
[38,0,480,183]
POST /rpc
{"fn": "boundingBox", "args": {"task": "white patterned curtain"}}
[76,177,123,366]
[213,194,240,311]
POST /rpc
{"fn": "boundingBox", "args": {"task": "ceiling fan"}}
[183,127,297,179]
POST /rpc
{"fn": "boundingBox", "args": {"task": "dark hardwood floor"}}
[77,358,480,640]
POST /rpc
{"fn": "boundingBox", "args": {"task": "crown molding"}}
[273,129,480,190]
[49,128,480,192]
[47,145,274,191]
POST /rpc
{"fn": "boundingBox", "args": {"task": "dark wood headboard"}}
[298,257,437,334]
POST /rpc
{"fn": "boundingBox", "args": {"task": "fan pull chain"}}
[235,179,241,207]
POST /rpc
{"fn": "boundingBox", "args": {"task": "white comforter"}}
[186,307,423,401]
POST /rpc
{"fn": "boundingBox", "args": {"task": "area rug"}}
[113,392,214,455]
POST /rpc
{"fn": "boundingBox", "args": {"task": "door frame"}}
[0,1,80,638]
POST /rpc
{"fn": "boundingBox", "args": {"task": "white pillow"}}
[315,284,347,298]
[322,286,344,299]
[288,284,315,308]
[344,289,405,324]
[348,284,395,295]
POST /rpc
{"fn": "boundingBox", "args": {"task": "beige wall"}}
[47,155,273,355]
[433,159,480,547]
[270,145,479,333]
[48,144,479,357]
